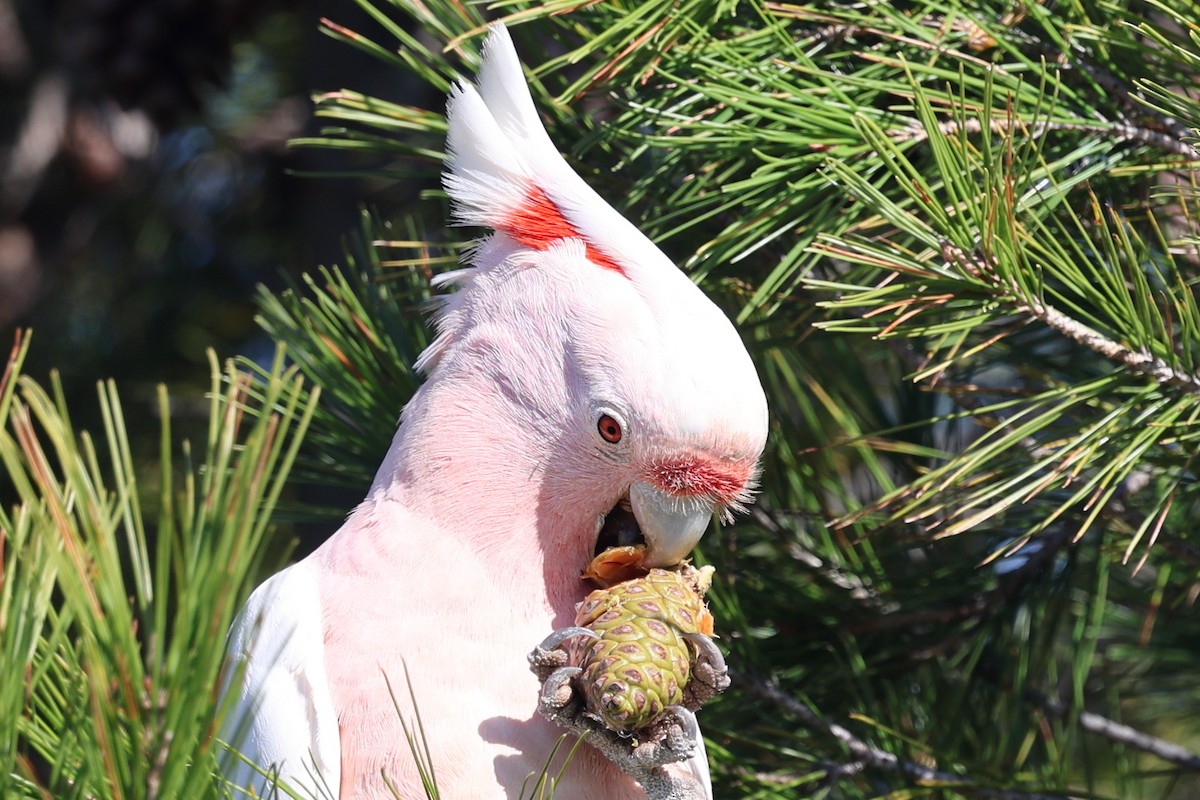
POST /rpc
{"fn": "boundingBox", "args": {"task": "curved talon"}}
[539,665,582,711]
[537,625,599,652]
[681,632,731,700]
[531,628,713,799]
[656,709,695,757]
[534,676,705,800]
[681,632,725,670]
[529,626,599,680]
[668,707,701,742]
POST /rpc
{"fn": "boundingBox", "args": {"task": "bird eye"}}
[597,414,623,444]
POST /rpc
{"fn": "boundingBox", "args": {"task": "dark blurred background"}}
[0,0,439,421]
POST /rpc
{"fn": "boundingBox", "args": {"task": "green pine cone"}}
[573,566,715,732]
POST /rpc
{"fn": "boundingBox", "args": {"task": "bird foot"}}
[528,626,596,681]
[680,632,731,711]
[528,629,710,800]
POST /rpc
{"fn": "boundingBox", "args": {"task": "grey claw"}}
[681,633,730,708]
[532,677,705,800]
[537,626,599,652]
[530,631,712,800]
[639,764,708,800]
[528,626,599,680]
[540,666,582,711]
[681,632,725,669]
[669,707,701,742]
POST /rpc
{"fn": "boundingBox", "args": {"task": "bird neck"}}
[364,365,596,620]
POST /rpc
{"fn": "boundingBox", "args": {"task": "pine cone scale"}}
[572,565,718,732]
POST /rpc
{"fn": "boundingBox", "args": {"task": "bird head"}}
[421,24,768,571]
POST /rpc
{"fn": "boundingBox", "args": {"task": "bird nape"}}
[218,22,767,800]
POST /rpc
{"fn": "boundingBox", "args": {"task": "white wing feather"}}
[219,559,340,799]
[691,736,715,799]
[673,708,715,799]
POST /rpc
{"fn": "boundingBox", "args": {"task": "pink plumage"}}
[220,23,767,800]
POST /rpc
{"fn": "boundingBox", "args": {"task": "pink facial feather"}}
[645,453,759,507]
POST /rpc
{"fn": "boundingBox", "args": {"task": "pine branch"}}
[772,0,1200,162]
[1029,691,1200,771]
[894,118,1200,159]
[1029,300,1200,392]
[941,241,1200,395]
[733,670,1083,799]
[4,348,318,798]
[1042,36,1200,152]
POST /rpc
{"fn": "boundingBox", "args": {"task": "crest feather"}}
[442,24,675,281]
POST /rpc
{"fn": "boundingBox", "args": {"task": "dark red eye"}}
[597,414,623,443]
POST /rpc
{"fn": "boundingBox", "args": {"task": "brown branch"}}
[1052,41,1199,156]
[940,242,1200,395]
[1030,691,1200,771]
[1026,297,1200,392]
[895,117,1200,160]
[735,670,1083,799]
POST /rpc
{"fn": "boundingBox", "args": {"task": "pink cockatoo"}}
[220,22,768,800]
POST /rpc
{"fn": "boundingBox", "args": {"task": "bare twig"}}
[1030,691,1200,771]
[894,117,1200,160]
[1029,299,1200,392]
[940,241,1200,395]
[735,670,1082,799]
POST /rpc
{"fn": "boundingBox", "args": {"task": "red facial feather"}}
[646,454,756,506]
[502,186,625,275]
